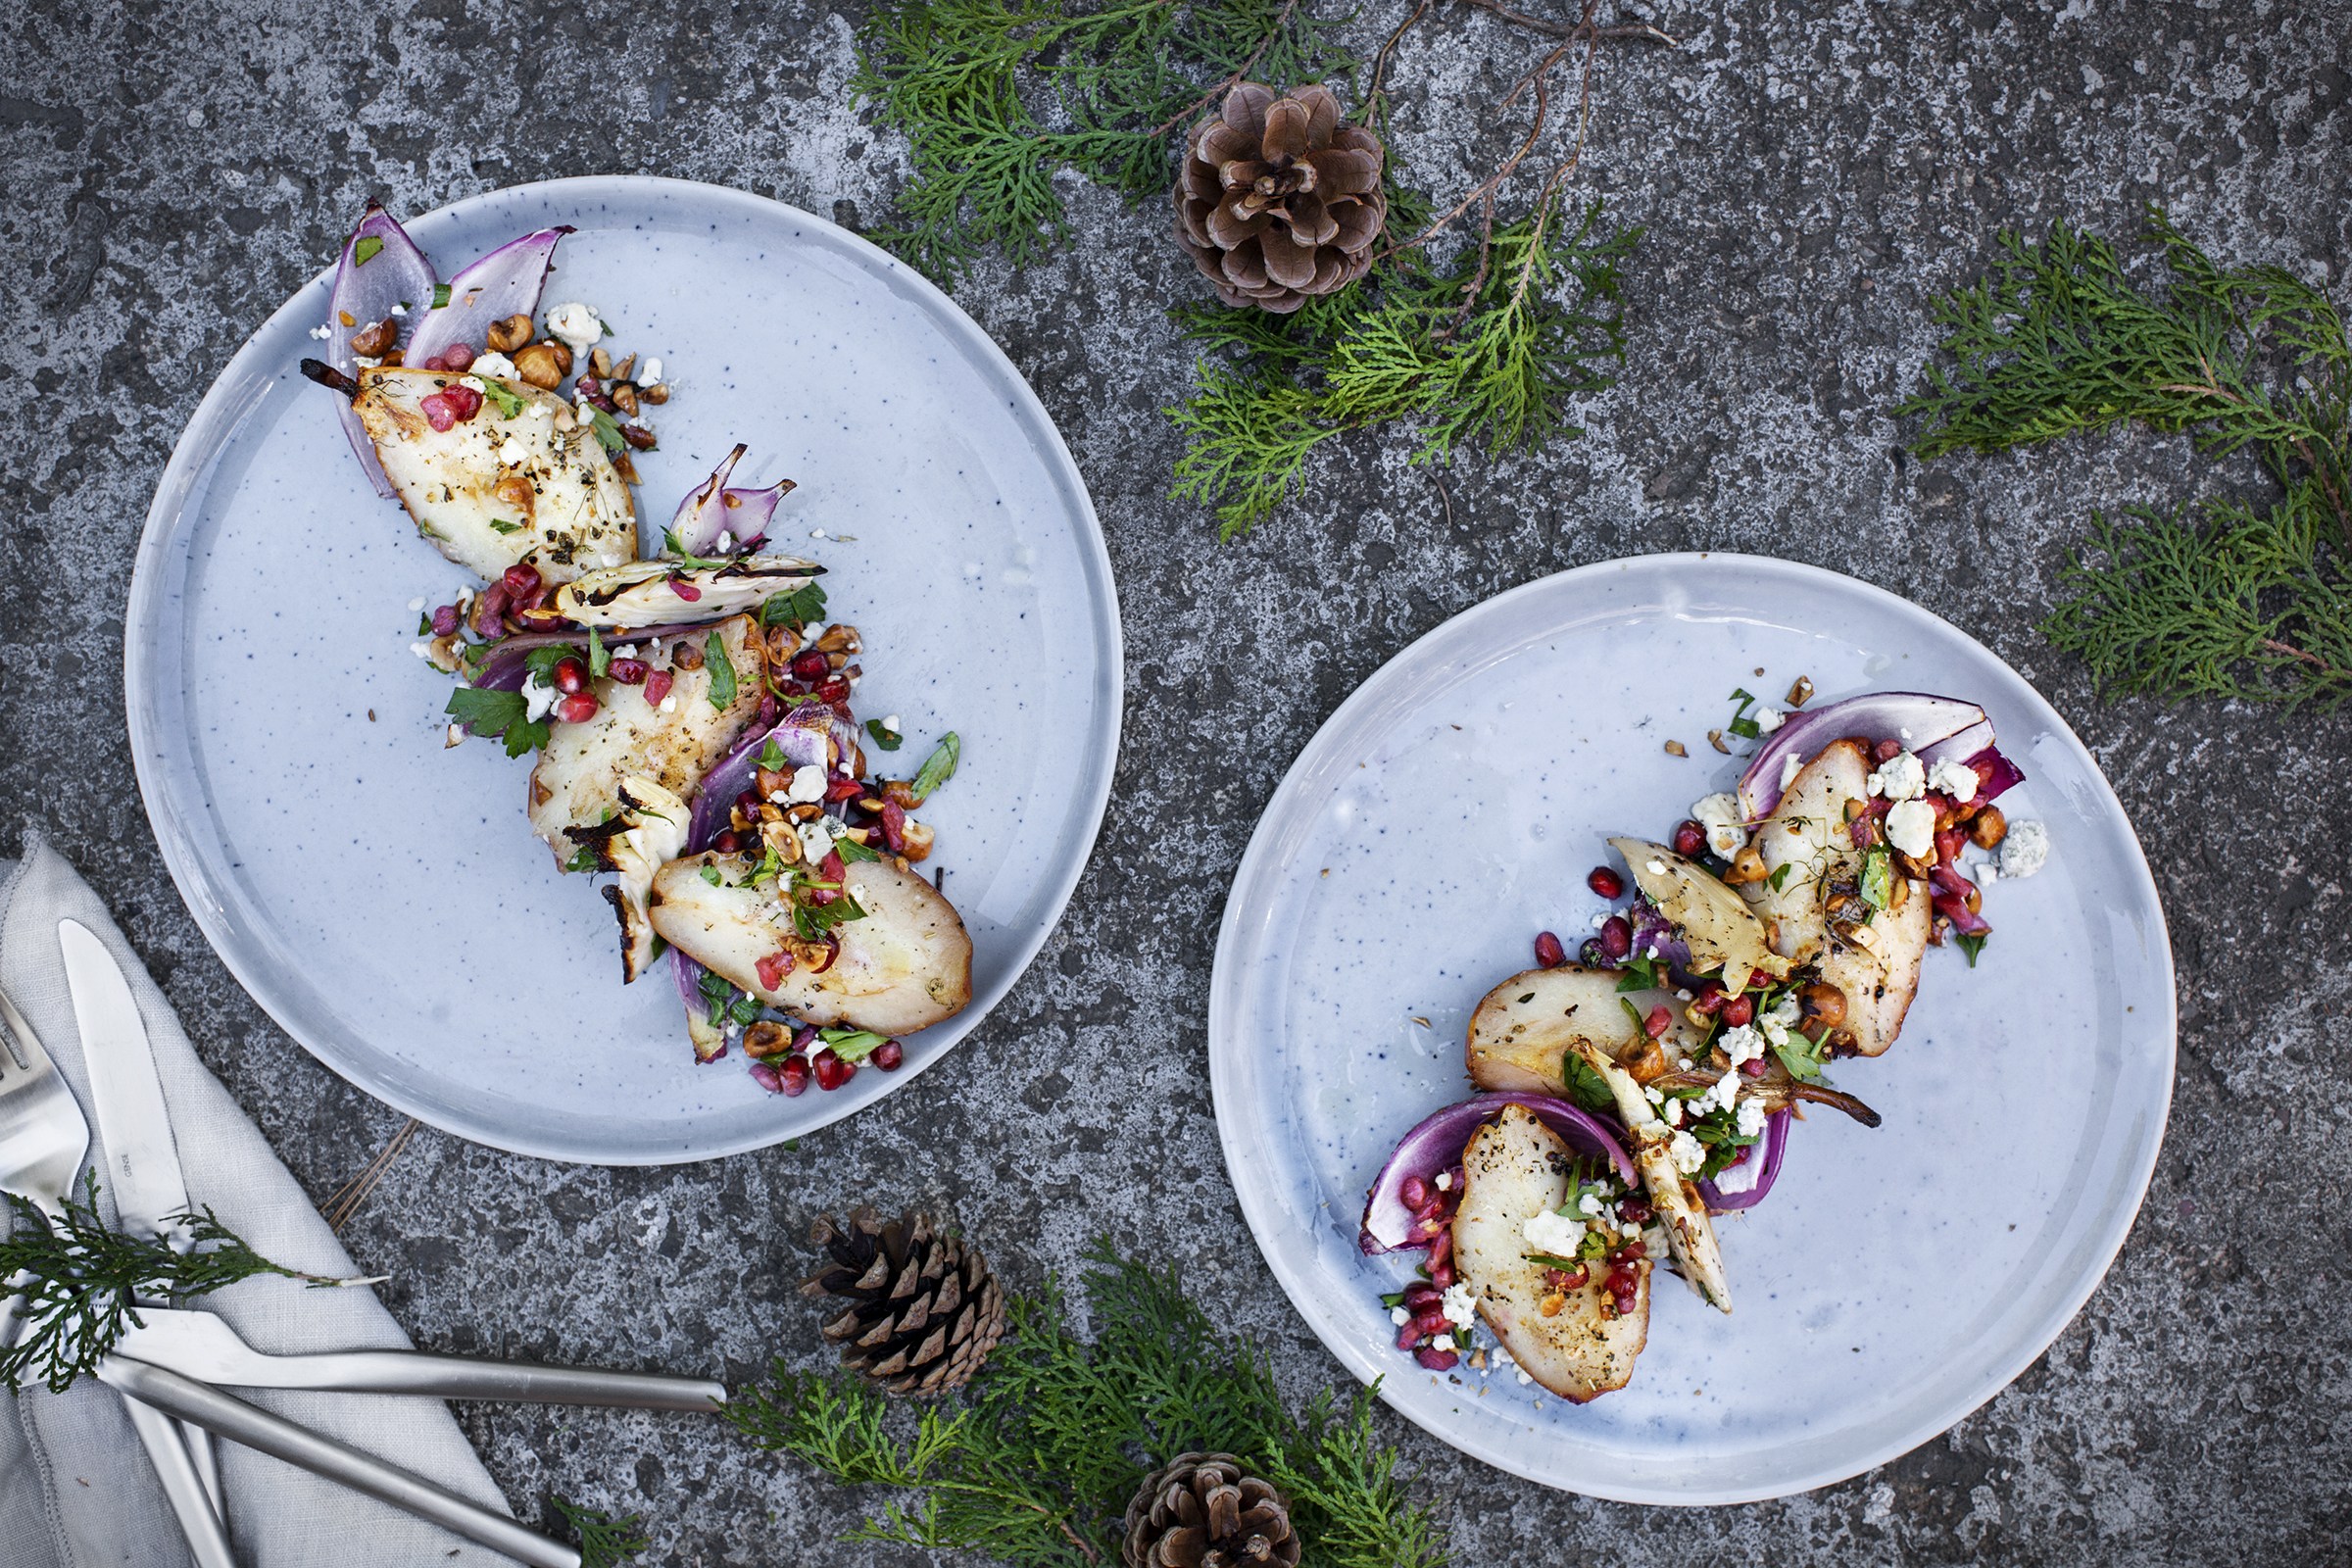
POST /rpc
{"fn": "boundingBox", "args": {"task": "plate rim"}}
[123,173,1124,1166]
[1206,550,2176,1503]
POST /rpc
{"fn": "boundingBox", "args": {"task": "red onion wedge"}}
[403,225,572,370]
[1739,693,1984,820]
[667,447,800,556]
[1360,1093,1634,1255]
[685,705,851,854]
[1697,1108,1789,1211]
[327,203,436,499]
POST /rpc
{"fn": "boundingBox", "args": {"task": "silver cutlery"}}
[56,921,238,1566]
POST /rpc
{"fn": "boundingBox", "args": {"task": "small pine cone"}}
[1122,1452,1302,1568]
[800,1206,1006,1395]
[1173,82,1387,315]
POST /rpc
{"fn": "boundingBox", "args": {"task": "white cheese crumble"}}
[1522,1208,1585,1256]
[658,694,677,712]
[1767,990,1803,1029]
[1867,751,1926,801]
[390,303,408,316]
[1390,1305,1411,1326]
[459,374,486,393]
[1736,1098,1767,1138]
[882,713,901,732]
[1434,1171,1452,1192]
[794,816,838,865]
[1578,1190,1604,1216]
[308,323,332,340]
[715,530,734,554]
[1754,706,1785,733]
[545,302,606,359]
[497,436,528,466]
[407,597,425,612]
[1719,1023,1765,1069]
[640,357,663,387]
[1668,1129,1706,1175]
[1658,1096,1684,1127]
[784,764,827,805]
[470,350,518,380]
[1692,1069,1740,1117]
[1999,819,2050,879]
[1779,752,1804,791]
[1440,1283,1477,1330]
[1886,797,1936,858]
[1691,792,1744,858]
[1926,757,1980,802]
[1646,858,1668,876]
[520,672,558,722]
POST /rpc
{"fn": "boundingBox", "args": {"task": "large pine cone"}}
[1122,1452,1302,1568]
[1173,82,1387,314]
[800,1207,1006,1396]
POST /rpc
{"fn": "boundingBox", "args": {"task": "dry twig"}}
[319,1116,419,1232]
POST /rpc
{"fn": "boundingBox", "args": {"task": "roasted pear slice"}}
[1468,964,1709,1094]
[354,368,636,584]
[1608,838,1790,995]
[1453,1104,1649,1402]
[560,776,687,982]
[525,615,766,865]
[1567,1040,1732,1312]
[648,852,973,1036]
[1743,739,1871,963]
[552,556,823,629]
[1817,877,1931,1057]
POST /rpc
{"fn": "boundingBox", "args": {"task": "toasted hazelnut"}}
[899,820,935,862]
[589,347,612,379]
[494,474,536,520]
[612,353,637,381]
[486,314,535,353]
[672,639,706,671]
[640,381,670,404]
[1787,674,1815,707]
[510,340,567,389]
[620,422,657,451]
[757,767,791,798]
[882,779,921,809]
[761,819,803,863]
[1797,982,1848,1032]
[1723,844,1769,884]
[742,1020,791,1058]
[1663,739,1688,757]
[814,623,858,654]
[1970,805,2007,850]
[349,317,399,357]
[611,382,640,416]
[612,451,640,484]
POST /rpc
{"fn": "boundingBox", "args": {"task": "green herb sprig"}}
[910,731,961,802]
[1901,207,2352,708]
[444,687,551,759]
[0,1179,384,1395]
[548,1494,650,1568]
[727,1242,1446,1568]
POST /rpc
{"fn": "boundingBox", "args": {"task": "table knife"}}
[58,920,228,1524]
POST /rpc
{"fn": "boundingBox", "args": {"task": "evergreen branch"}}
[548,1494,651,1568]
[1902,207,2352,707]
[0,1177,384,1395]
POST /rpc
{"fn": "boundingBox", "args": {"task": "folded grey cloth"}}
[0,834,523,1568]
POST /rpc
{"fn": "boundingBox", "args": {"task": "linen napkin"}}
[0,833,524,1568]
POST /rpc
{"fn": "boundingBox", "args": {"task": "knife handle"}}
[121,1393,236,1568]
[100,1357,580,1568]
[249,1350,728,1409]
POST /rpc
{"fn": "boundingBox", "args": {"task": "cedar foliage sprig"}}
[1900,208,2352,707]
[0,1177,385,1395]
[1170,197,1635,537]
[725,1241,1447,1568]
[549,1494,651,1567]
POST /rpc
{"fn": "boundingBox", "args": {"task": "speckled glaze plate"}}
[1208,554,2173,1503]
[125,177,1120,1165]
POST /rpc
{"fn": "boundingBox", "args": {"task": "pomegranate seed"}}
[748,1061,782,1094]
[1619,1197,1652,1224]
[791,651,830,681]
[1598,916,1632,963]
[644,669,674,707]
[502,564,542,601]
[792,1024,821,1054]
[1643,1005,1672,1039]
[1587,865,1625,899]
[1610,1242,1646,1265]
[440,384,482,420]
[1396,1323,1422,1351]
[1544,1263,1591,1291]
[1412,1308,1450,1338]
[812,1049,854,1091]
[552,655,589,695]
[1400,1175,1431,1209]
[759,694,779,727]
[816,677,850,705]
[576,375,602,396]
[1873,738,1904,763]
[1533,930,1567,968]
[1579,937,1607,967]
[755,950,794,991]
[736,788,763,812]
[1429,1256,1455,1290]
[429,603,460,636]
[1687,984,1726,1016]
[1740,1056,1769,1076]
[1401,1282,1443,1308]
[1671,819,1707,858]
[668,577,703,603]
[419,392,457,431]
[556,692,599,724]
[439,341,475,371]
[710,829,743,854]
[1414,1345,1459,1371]
[873,1040,904,1070]
[879,799,907,854]
[1606,1265,1638,1295]
[608,658,648,685]
[1936,827,1969,865]
[820,849,847,885]
[1720,994,1754,1028]
[416,354,446,372]
[825,775,863,802]
[779,1054,810,1096]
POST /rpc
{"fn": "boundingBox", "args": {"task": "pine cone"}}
[1122,1452,1302,1568]
[800,1207,1006,1395]
[1173,82,1387,315]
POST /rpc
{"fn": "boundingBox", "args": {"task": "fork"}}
[0,983,235,1568]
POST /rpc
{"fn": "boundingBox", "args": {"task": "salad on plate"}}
[1359,681,2053,1400]
[296,203,972,1099]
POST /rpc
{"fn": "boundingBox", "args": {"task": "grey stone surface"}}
[5,1,2350,1563]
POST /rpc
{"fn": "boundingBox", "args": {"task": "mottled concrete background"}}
[6,1,2350,1563]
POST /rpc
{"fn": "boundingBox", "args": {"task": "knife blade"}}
[58,918,226,1517]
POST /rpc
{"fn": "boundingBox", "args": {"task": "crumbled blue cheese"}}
[1999,819,2050,879]
[470,351,518,380]
[882,713,901,732]
[1767,990,1803,1030]
[1719,1023,1765,1069]
[1522,1208,1585,1255]
[1440,1282,1477,1330]
[1867,751,1926,801]
[782,764,827,805]
[1691,792,1744,858]
[1885,798,1936,858]
[545,302,605,359]
[1692,1069,1740,1116]
[795,815,838,864]
[1577,1190,1604,1216]
[1926,757,1980,802]
[520,672,559,722]
[1736,1098,1767,1138]
[1754,706,1785,733]
[1668,1129,1706,1175]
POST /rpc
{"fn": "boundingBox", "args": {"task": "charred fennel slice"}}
[1609,836,1790,997]
[1453,1105,1650,1401]
[354,368,636,584]
[649,851,973,1037]
[553,556,823,628]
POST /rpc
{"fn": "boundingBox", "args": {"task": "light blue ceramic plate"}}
[126,177,1121,1165]
[1208,554,2172,1503]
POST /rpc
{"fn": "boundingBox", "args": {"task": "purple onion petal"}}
[1360,1093,1634,1255]
[1738,693,1986,820]
[668,445,747,556]
[327,203,436,499]
[404,225,573,369]
[1697,1108,1789,1211]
